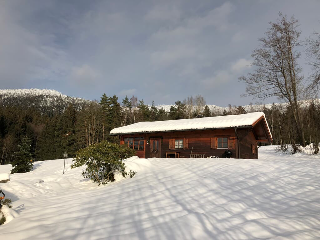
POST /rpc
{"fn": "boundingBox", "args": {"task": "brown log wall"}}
[120,128,258,159]
[237,129,258,159]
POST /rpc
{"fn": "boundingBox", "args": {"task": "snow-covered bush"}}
[2,199,12,208]
[72,141,135,185]
[0,198,12,225]
[276,143,320,155]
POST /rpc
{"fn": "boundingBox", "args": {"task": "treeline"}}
[0,93,208,164]
[258,103,320,150]
[1,91,320,165]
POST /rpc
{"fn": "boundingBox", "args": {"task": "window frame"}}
[175,139,184,149]
[124,137,144,151]
[217,137,228,149]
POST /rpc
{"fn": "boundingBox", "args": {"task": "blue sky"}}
[1,0,320,106]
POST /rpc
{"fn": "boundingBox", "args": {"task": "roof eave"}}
[110,125,253,136]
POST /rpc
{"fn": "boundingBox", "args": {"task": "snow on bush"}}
[276,143,320,155]
[71,141,136,185]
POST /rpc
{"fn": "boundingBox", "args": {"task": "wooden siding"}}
[116,116,272,159]
[120,128,260,159]
[237,129,258,159]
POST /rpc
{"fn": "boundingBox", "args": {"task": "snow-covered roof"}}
[111,112,271,139]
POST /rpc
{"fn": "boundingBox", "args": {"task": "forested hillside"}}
[1,89,320,165]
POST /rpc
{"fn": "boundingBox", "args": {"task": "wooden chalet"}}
[110,112,272,159]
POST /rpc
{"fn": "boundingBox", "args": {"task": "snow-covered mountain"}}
[1,88,319,115]
[0,89,92,113]
[157,98,320,115]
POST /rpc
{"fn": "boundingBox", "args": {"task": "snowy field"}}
[0,146,319,240]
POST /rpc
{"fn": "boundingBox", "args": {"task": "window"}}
[124,137,144,150]
[217,137,228,149]
[134,141,139,150]
[124,138,133,148]
[169,138,188,150]
[139,140,144,150]
[152,140,158,151]
[175,139,184,149]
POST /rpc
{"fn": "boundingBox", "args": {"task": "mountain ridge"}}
[1,88,319,115]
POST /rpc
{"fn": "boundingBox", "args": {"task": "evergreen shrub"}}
[72,141,136,185]
[11,137,33,174]
[0,214,5,225]
[2,199,12,208]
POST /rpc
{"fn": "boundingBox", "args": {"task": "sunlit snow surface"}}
[0,146,320,240]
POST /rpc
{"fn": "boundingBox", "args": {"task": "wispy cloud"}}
[231,58,252,72]
[70,65,100,87]
[0,1,70,88]
[1,0,320,106]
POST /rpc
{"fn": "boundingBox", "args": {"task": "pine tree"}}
[157,108,168,121]
[203,105,211,117]
[169,101,186,120]
[122,96,133,125]
[100,94,121,134]
[137,100,151,122]
[60,104,77,157]
[150,101,158,121]
[122,96,132,109]
[11,137,33,173]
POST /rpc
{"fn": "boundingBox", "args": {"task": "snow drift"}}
[0,146,319,239]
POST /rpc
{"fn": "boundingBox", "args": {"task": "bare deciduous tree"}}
[194,95,206,117]
[307,32,320,91]
[183,95,206,118]
[239,13,306,145]
[183,96,194,119]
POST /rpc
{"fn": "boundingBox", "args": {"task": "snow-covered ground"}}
[0,146,319,239]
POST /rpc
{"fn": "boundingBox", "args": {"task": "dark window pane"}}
[128,138,133,148]
[139,140,144,150]
[218,138,228,148]
[223,138,228,148]
[175,139,183,149]
[134,141,139,150]
[124,138,129,147]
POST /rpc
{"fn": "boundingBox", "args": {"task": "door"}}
[150,138,161,158]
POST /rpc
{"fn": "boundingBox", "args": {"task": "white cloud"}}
[0,2,70,87]
[147,2,236,78]
[150,2,235,43]
[231,58,252,72]
[187,2,235,31]
[2,0,319,107]
[150,44,197,68]
[70,65,100,87]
